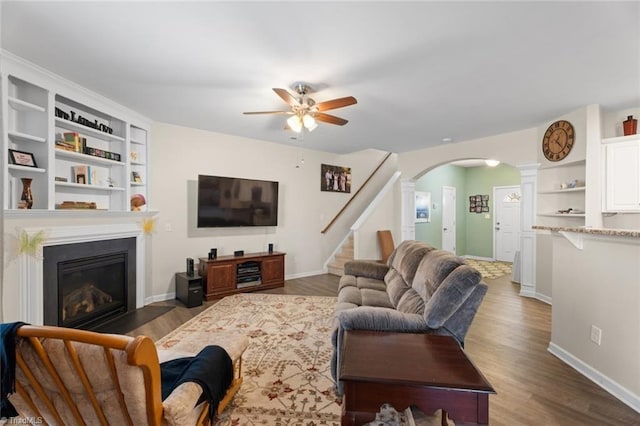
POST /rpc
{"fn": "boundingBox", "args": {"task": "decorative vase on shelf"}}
[19,178,34,209]
[623,115,637,136]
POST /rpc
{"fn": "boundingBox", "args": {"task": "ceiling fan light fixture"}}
[287,115,303,133]
[303,114,318,131]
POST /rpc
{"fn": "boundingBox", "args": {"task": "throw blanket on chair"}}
[1,322,28,418]
[160,345,233,422]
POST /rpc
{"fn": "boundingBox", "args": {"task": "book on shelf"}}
[72,165,92,184]
[55,142,76,152]
[57,201,97,209]
[63,132,84,153]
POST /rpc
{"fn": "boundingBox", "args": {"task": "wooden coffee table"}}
[339,331,495,425]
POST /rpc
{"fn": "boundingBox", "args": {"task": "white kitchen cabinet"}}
[602,136,640,212]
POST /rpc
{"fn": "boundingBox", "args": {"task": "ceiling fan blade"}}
[315,112,348,126]
[273,88,300,107]
[315,96,357,112]
[243,110,292,115]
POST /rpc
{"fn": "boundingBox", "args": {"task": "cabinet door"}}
[207,263,236,293]
[605,140,640,211]
[262,256,284,285]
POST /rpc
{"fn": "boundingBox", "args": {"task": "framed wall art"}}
[321,164,351,193]
[415,191,431,223]
[469,194,489,213]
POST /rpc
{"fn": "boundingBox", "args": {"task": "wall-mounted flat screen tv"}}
[197,175,279,227]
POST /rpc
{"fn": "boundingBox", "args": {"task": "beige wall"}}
[149,122,395,300]
[549,233,640,404]
[398,127,539,180]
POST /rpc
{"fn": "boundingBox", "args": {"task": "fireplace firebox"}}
[43,238,136,331]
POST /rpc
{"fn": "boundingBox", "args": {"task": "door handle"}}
[443,227,448,231]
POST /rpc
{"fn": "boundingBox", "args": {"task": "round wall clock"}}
[542,120,575,162]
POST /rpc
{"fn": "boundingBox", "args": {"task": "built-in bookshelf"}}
[536,159,586,226]
[2,56,151,212]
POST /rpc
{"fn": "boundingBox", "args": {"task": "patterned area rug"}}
[465,259,512,280]
[156,293,341,425]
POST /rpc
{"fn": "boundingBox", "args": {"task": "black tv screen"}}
[197,175,279,227]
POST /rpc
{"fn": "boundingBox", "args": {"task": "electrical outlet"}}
[590,325,602,345]
[164,223,173,232]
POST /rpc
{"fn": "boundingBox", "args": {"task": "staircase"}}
[327,235,354,276]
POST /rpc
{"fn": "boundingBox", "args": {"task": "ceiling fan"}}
[243,83,357,133]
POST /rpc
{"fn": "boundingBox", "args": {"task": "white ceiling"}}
[2,1,639,154]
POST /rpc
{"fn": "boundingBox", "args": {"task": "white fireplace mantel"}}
[18,223,146,324]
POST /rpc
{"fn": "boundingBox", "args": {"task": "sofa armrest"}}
[162,382,206,425]
[336,306,428,332]
[331,307,429,390]
[423,265,482,330]
[343,260,389,281]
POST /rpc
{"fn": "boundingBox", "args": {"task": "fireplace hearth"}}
[43,238,136,331]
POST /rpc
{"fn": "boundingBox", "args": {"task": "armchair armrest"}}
[343,260,389,281]
[162,382,206,426]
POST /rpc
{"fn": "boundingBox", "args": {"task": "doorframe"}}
[400,164,537,299]
[441,185,456,253]
[492,185,521,261]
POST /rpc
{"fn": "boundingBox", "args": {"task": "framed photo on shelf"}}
[8,149,38,168]
[131,171,143,183]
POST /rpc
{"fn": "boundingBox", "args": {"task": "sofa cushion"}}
[361,288,394,308]
[337,284,393,309]
[412,250,466,300]
[357,277,388,292]
[423,265,482,328]
[384,241,436,307]
[387,241,435,285]
[395,288,425,315]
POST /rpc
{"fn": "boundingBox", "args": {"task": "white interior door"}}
[494,186,521,262]
[442,186,456,253]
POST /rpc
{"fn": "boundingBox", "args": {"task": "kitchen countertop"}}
[532,225,640,239]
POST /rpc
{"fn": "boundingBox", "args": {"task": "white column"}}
[517,163,540,298]
[400,179,416,241]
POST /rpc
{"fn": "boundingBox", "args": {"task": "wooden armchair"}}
[7,325,246,425]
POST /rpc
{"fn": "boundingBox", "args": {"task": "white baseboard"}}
[143,270,327,305]
[535,292,552,305]
[519,288,536,298]
[286,270,325,280]
[548,342,640,413]
[463,255,495,261]
[144,292,175,305]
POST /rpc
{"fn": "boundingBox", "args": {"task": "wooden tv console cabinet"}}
[198,252,285,300]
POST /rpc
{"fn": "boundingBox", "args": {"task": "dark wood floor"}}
[130,273,640,425]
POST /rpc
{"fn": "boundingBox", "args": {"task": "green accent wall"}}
[415,165,467,254]
[415,163,520,258]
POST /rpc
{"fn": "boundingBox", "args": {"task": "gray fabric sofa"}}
[331,240,488,389]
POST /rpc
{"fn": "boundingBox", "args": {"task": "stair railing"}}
[321,152,393,234]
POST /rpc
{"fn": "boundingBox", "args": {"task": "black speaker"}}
[186,258,194,276]
[268,243,274,253]
[208,248,217,260]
